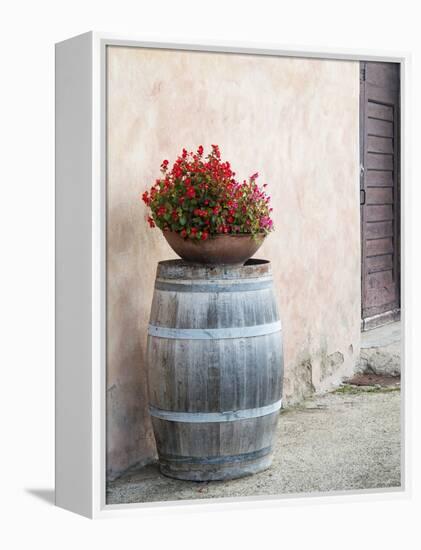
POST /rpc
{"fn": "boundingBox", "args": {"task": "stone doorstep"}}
[361,321,401,349]
[358,321,401,377]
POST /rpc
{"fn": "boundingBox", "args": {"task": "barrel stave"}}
[147,335,283,413]
[151,414,278,458]
[149,287,279,329]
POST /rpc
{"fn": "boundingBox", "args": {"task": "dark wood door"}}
[360,61,400,327]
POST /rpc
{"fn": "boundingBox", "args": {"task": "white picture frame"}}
[55,31,411,519]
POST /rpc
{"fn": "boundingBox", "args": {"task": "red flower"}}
[211,144,220,158]
[141,145,274,238]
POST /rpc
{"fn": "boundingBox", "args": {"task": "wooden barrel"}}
[147,259,283,481]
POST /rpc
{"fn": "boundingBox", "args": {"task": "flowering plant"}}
[141,145,273,241]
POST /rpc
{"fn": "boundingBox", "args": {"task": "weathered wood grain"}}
[366,237,394,257]
[364,220,393,240]
[146,259,284,480]
[367,117,393,137]
[367,135,393,154]
[365,205,393,223]
[366,253,393,274]
[367,102,393,121]
[365,170,393,187]
[366,152,393,171]
[366,187,393,206]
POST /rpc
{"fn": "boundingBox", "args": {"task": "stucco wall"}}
[106,47,361,480]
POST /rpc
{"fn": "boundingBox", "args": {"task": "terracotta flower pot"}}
[162,231,266,266]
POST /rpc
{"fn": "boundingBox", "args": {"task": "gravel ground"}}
[107,387,401,505]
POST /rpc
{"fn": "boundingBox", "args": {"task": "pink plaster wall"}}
[106,47,361,479]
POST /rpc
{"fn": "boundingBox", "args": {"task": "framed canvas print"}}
[55,32,409,518]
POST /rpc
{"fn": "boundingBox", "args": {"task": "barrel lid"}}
[156,259,272,280]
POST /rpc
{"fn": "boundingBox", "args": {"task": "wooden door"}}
[360,61,400,328]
